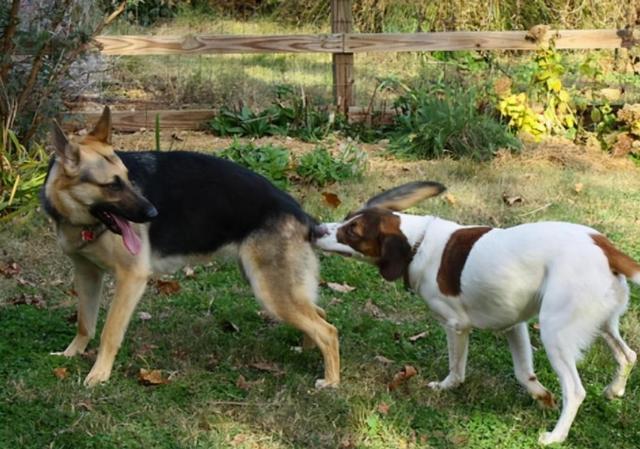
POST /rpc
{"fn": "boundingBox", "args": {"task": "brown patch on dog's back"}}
[437,227,492,296]
[591,234,640,278]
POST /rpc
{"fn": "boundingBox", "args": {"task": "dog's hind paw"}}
[538,431,566,446]
[83,368,111,387]
[603,384,625,400]
[315,378,339,390]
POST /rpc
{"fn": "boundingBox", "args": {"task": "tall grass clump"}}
[389,84,521,161]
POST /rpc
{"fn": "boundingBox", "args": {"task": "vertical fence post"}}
[332,0,354,115]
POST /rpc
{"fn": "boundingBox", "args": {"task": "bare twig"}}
[0,0,21,111]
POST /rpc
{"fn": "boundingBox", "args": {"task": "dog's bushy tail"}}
[592,234,640,284]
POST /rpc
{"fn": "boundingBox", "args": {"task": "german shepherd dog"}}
[42,107,339,388]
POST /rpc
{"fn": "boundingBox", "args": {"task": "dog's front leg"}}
[51,256,104,357]
[428,327,470,390]
[84,267,148,387]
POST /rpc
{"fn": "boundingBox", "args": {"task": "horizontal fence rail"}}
[95,29,633,55]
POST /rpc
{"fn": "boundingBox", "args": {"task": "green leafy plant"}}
[295,144,367,186]
[389,84,521,161]
[0,127,48,219]
[218,140,291,189]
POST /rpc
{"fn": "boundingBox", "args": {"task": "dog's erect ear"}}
[88,106,112,144]
[51,120,79,173]
[365,181,446,211]
[378,235,412,282]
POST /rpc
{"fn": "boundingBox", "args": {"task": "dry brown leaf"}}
[388,365,418,391]
[236,374,251,390]
[231,434,248,446]
[408,331,427,342]
[612,132,634,157]
[502,193,524,206]
[574,182,584,193]
[328,297,343,307]
[154,279,181,295]
[250,361,284,376]
[374,355,394,365]
[9,293,46,308]
[444,193,457,205]
[0,261,21,278]
[377,402,390,415]
[53,367,68,379]
[322,191,342,208]
[326,282,356,293]
[138,368,170,386]
[363,299,385,319]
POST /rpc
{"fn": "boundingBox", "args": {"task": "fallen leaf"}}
[171,132,184,142]
[15,276,35,287]
[9,293,46,308]
[138,368,170,385]
[363,299,385,319]
[408,331,427,342]
[374,355,394,365]
[154,279,181,295]
[377,402,390,415]
[322,192,342,208]
[231,434,248,446]
[77,400,93,411]
[574,182,584,193]
[326,282,356,293]
[250,361,284,376]
[182,266,195,278]
[236,374,250,390]
[0,261,21,278]
[138,311,152,321]
[502,193,524,206]
[388,365,418,391]
[328,297,343,307]
[444,193,457,205]
[53,367,68,379]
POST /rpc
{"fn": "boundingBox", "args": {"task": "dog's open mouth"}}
[95,210,142,255]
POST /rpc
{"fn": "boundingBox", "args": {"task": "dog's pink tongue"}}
[112,215,141,255]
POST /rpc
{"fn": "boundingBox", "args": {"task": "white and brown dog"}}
[314,181,638,445]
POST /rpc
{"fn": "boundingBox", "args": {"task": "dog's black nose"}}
[146,205,158,219]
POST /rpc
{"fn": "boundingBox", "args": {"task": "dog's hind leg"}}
[84,266,149,387]
[505,322,556,408]
[240,226,340,388]
[602,315,637,399]
[538,305,589,445]
[302,305,327,350]
[52,256,104,357]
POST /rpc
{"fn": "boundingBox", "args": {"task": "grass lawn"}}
[1,137,639,448]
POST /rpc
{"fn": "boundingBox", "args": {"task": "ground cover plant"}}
[1,134,639,449]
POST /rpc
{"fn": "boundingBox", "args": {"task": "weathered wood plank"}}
[96,34,342,55]
[63,109,217,132]
[332,0,354,113]
[344,29,628,52]
[95,30,632,55]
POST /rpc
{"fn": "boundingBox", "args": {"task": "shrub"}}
[218,140,291,189]
[389,85,521,161]
[296,144,367,186]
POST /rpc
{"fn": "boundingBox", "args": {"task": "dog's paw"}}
[83,368,111,387]
[428,376,460,390]
[315,378,339,390]
[534,391,557,409]
[538,431,566,446]
[603,384,625,400]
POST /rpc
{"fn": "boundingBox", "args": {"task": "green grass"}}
[1,147,640,448]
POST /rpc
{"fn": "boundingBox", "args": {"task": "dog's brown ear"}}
[89,106,112,144]
[378,235,412,281]
[51,120,79,173]
[365,181,446,211]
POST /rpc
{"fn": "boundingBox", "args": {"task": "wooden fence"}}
[64,0,637,131]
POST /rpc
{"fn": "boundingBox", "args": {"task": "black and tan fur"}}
[42,107,339,388]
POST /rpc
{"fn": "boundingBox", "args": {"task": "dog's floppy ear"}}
[378,235,412,281]
[51,120,79,173]
[88,105,112,144]
[365,181,446,211]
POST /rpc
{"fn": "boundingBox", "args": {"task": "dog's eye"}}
[105,176,123,191]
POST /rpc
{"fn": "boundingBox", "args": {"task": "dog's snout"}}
[314,224,329,238]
